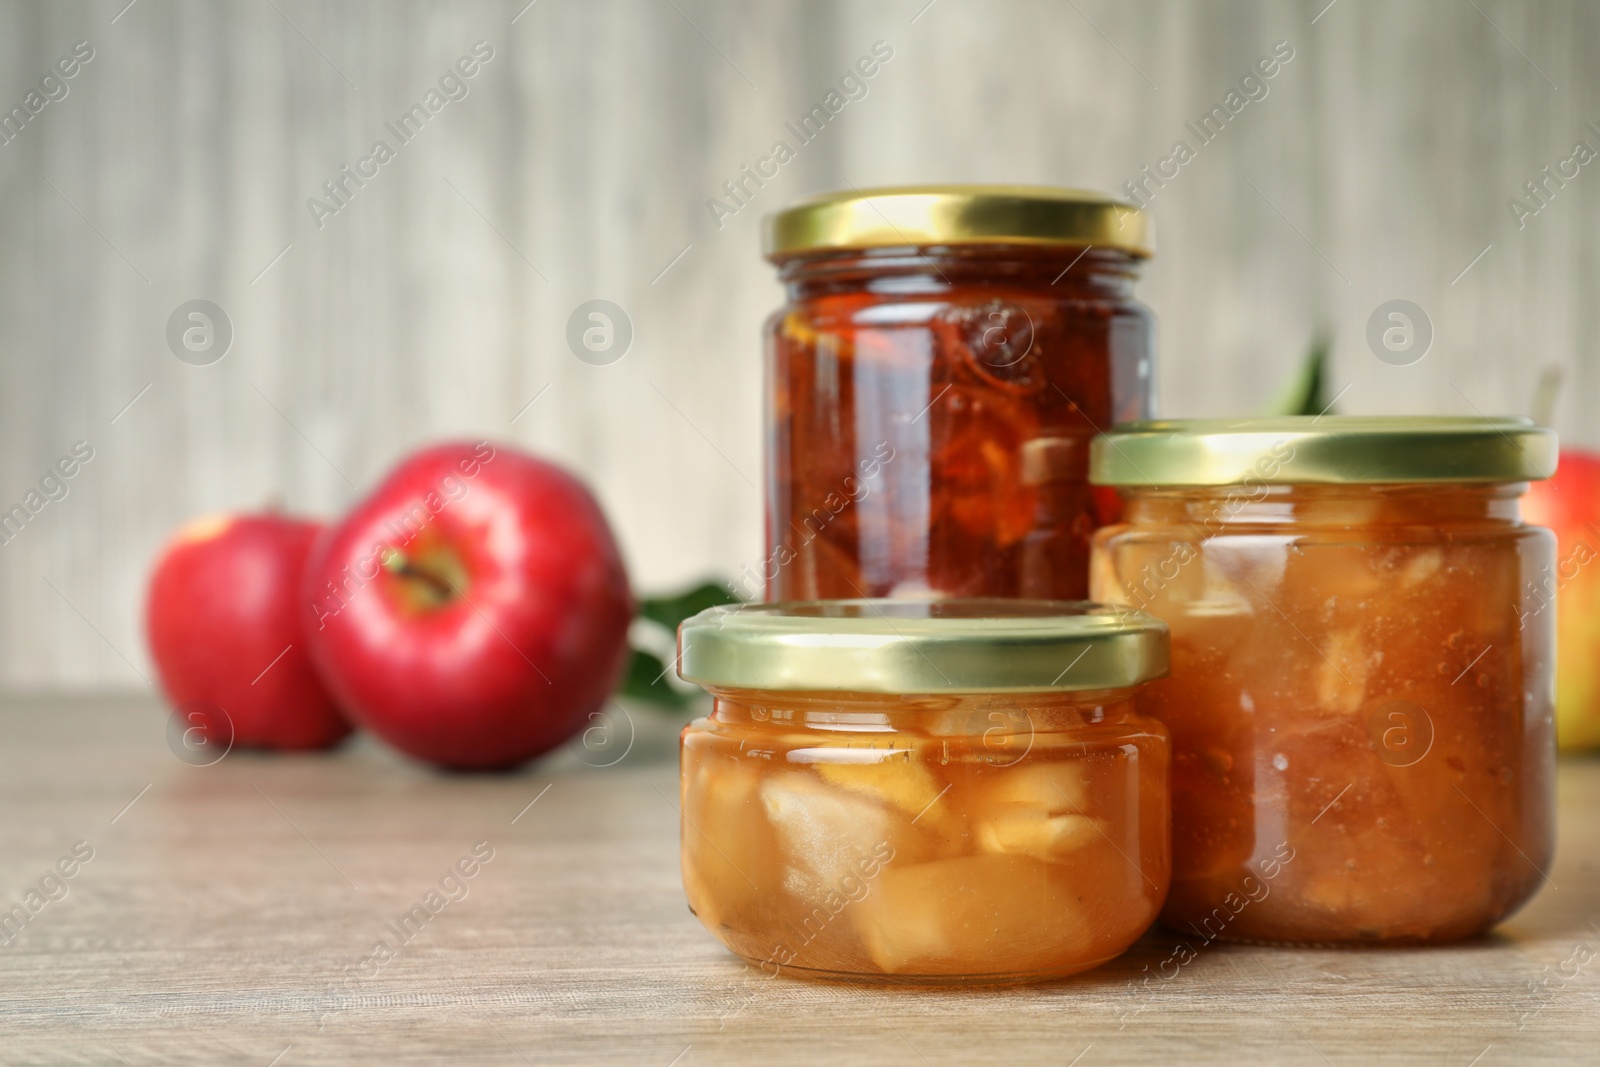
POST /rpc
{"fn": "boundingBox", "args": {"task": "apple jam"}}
[1089,417,1559,944]
[759,186,1153,603]
[676,600,1170,983]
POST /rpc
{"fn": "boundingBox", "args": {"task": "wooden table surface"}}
[2,695,1598,1066]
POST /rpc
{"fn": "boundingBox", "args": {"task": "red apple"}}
[302,441,633,770]
[1522,449,1600,751]
[146,512,352,751]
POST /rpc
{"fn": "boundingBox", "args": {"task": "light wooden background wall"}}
[0,0,1594,688]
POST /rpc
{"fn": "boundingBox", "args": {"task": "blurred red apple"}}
[1523,449,1600,751]
[146,512,352,751]
[302,442,633,770]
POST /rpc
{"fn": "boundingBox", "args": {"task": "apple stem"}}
[382,549,457,600]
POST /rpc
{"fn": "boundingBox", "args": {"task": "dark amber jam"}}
[762,244,1152,602]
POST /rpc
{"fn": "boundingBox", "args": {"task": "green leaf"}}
[617,580,744,713]
[617,648,692,709]
[1267,332,1335,417]
[637,581,740,631]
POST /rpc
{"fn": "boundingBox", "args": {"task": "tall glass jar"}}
[758,186,1154,602]
[676,600,1171,983]
[1088,417,1559,944]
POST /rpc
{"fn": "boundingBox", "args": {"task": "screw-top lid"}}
[1089,416,1557,487]
[764,185,1153,260]
[677,599,1169,695]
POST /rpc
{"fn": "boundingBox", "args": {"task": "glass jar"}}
[757,186,1154,603]
[675,599,1170,984]
[1088,416,1559,944]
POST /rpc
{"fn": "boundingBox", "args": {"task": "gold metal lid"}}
[763,185,1153,260]
[1089,416,1558,487]
[677,599,1169,695]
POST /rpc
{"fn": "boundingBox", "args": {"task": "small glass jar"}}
[758,186,1154,603]
[1088,417,1559,944]
[675,599,1171,984]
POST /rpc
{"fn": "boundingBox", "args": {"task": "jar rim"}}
[1089,416,1557,487]
[677,598,1169,694]
[763,185,1153,260]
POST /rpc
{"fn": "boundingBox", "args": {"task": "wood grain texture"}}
[0,0,1597,686]
[0,695,1597,1065]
